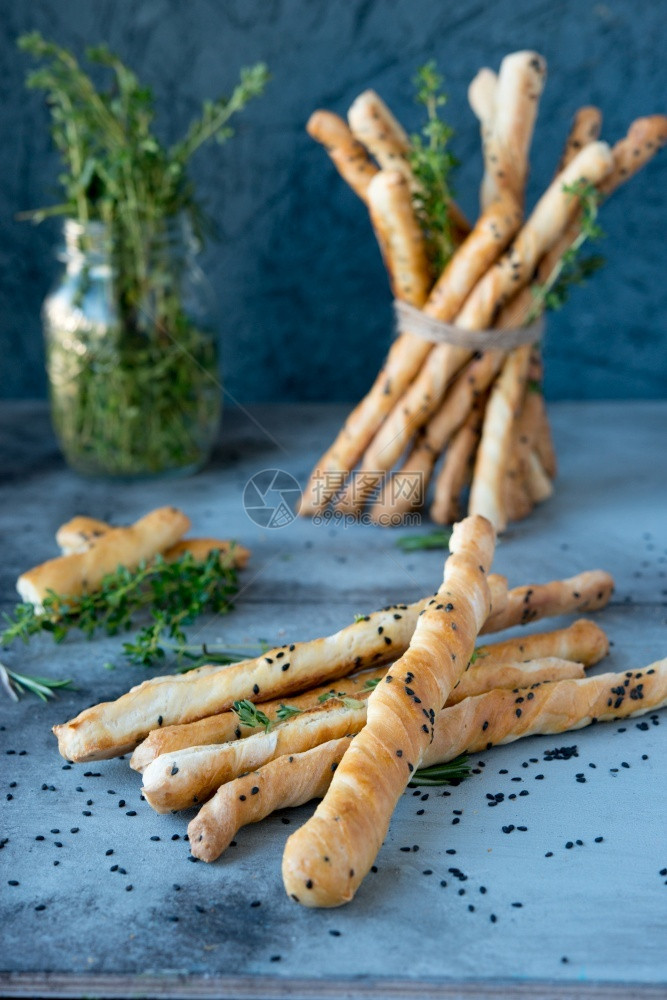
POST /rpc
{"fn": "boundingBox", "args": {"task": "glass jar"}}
[43,218,221,478]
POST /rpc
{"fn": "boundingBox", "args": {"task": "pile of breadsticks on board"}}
[300,51,667,532]
[54,515,667,907]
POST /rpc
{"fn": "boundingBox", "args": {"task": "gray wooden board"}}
[0,401,666,998]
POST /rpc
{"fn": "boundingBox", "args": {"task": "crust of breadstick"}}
[449,656,585,704]
[130,665,388,773]
[429,400,484,525]
[17,507,191,608]
[475,618,609,668]
[469,344,532,531]
[336,195,523,514]
[300,194,519,516]
[306,110,379,202]
[53,569,609,763]
[282,515,495,907]
[366,171,431,305]
[484,570,614,633]
[481,51,546,209]
[193,658,666,862]
[142,703,369,813]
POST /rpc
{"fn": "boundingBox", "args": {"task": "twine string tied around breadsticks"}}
[394,299,544,350]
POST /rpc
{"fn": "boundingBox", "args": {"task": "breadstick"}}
[53,570,610,763]
[347,89,471,241]
[556,106,602,174]
[475,618,609,668]
[468,67,497,207]
[449,655,585,704]
[306,110,378,202]
[335,194,522,514]
[142,702,369,813]
[300,193,520,515]
[17,507,191,608]
[282,515,495,907]
[366,171,432,305]
[598,115,667,198]
[130,665,388,773]
[195,659,667,861]
[468,344,532,531]
[484,570,614,632]
[480,51,546,208]
[56,516,110,554]
[56,516,250,569]
[429,401,484,524]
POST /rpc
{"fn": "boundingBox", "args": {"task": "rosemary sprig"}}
[396,528,453,551]
[527,180,605,322]
[408,62,458,273]
[0,662,75,703]
[1,551,239,669]
[409,754,471,787]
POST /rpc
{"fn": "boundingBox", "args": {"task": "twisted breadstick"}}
[475,618,609,669]
[428,400,484,525]
[53,569,611,763]
[191,659,667,862]
[18,507,191,608]
[555,106,603,175]
[282,515,495,907]
[306,110,378,202]
[130,665,388,773]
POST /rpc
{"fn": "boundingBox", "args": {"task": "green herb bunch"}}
[408,61,458,273]
[18,33,268,476]
[1,551,239,677]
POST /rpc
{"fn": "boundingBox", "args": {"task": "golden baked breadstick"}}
[300,193,519,515]
[17,507,191,608]
[556,106,603,174]
[56,516,250,569]
[53,569,610,763]
[129,665,388,773]
[468,66,497,206]
[192,659,667,862]
[56,517,110,554]
[429,401,485,524]
[282,515,495,907]
[366,171,431,305]
[449,655,585,704]
[599,114,667,198]
[306,110,378,202]
[485,570,614,632]
[142,702,369,813]
[468,344,532,531]
[476,618,609,668]
[480,51,546,209]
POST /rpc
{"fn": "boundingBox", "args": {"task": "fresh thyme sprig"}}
[232,699,272,732]
[409,754,471,787]
[396,528,453,551]
[527,180,605,323]
[1,551,239,670]
[317,691,366,710]
[408,61,458,273]
[362,677,381,691]
[0,662,75,703]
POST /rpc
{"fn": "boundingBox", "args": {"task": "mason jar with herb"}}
[19,32,268,478]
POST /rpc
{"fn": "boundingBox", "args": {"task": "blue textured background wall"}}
[2,0,666,402]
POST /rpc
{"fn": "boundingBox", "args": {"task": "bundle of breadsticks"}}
[16,507,250,609]
[300,51,667,531]
[54,514,667,907]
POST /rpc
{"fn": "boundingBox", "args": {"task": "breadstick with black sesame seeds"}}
[282,515,495,908]
[484,570,614,633]
[429,399,485,525]
[306,110,379,203]
[555,106,603,175]
[56,516,111,554]
[141,702,370,814]
[129,665,389,773]
[53,569,609,763]
[448,656,586,704]
[191,659,667,862]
